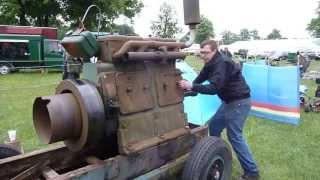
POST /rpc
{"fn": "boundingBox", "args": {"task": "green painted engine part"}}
[61,31,99,58]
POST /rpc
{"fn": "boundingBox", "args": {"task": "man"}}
[178,40,259,180]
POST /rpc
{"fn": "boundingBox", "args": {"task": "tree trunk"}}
[19,14,28,25]
[44,15,49,27]
[37,16,43,27]
[17,0,28,25]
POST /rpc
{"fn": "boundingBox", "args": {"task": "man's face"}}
[200,45,216,63]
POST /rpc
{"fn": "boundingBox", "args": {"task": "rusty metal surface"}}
[115,62,187,155]
[42,167,60,179]
[59,126,207,180]
[113,40,186,59]
[98,35,186,62]
[183,0,200,26]
[153,105,187,135]
[118,104,187,155]
[97,35,143,42]
[98,35,143,62]
[33,93,82,144]
[126,51,185,62]
[122,128,190,154]
[145,37,176,42]
[0,126,207,179]
[134,153,189,180]
[118,111,155,154]
[55,80,106,151]
[155,67,183,107]
[11,160,50,180]
[99,72,118,107]
[0,144,85,180]
[33,80,105,152]
[115,71,154,114]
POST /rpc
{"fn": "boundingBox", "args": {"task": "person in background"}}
[220,48,225,54]
[178,40,260,180]
[223,47,233,58]
[297,51,310,77]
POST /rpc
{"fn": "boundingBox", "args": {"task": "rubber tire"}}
[182,136,232,180]
[0,64,11,75]
[0,144,21,159]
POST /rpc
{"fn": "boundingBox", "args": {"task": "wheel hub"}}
[207,157,224,180]
[0,65,9,75]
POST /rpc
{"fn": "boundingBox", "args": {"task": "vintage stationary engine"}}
[32,0,200,155]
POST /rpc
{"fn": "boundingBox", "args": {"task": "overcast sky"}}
[118,0,319,39]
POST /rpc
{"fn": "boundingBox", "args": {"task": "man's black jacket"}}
[192,52,250,103]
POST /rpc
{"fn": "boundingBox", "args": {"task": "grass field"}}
[0,71,61,151]
[0,59,320,179]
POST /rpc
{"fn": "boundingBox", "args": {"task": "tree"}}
[150,2,181,38]
[307,18,320,37]
[267,29,282,39]
[307,2,320,37]
[0,0,143,32]
[0,0,62,27]
[60,0,143,32]
[194,15,214,43]
[250,29,260,40]
[239,28,250,41]
[221,30,240,45]
[114,24,136,35]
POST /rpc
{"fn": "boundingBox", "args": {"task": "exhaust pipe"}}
[182,0,200,47]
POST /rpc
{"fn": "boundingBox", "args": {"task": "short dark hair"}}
[200,40,217,51]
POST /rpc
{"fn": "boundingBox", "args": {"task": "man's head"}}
[200,40,218,63]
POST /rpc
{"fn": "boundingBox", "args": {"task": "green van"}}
[0,34,64,74]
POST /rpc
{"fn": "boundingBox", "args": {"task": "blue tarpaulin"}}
[176,61,221,125]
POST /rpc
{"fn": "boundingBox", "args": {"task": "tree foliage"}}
[267,29,282,39]
[0,0,143,32]
[61,0,143,32]
[221,30,240,45]
[307,2,320,37]
[221,28,260,45]
[194,15,214,43]
[308,18,320,37]
[250,29,260,40]
[150,2,181,38]
[239,28,250,41]
[114,24,136,35]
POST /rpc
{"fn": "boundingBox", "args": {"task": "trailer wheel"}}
[0,144,21,159]
[0,64,11,75]
[182,136,232,180]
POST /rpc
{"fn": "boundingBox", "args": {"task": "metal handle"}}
[81,5,102,36]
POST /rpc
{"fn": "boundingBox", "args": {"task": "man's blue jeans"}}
[209,97,259,175]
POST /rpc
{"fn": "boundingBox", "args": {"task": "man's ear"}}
[212,49,217,55]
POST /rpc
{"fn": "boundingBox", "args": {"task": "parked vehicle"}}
[181,43,200,55]
[0,26,64,75]
[268,51,288,61]
[302,50,320,60]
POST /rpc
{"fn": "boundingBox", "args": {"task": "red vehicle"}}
[0,25,57,39]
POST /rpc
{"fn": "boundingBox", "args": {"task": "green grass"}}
[308,60,320,72]
[0,71,61,151]
[0,60,320,179]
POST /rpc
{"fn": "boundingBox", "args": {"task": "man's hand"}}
[178,79,193,90]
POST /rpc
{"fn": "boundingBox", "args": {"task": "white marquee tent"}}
[221,39,320,57]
